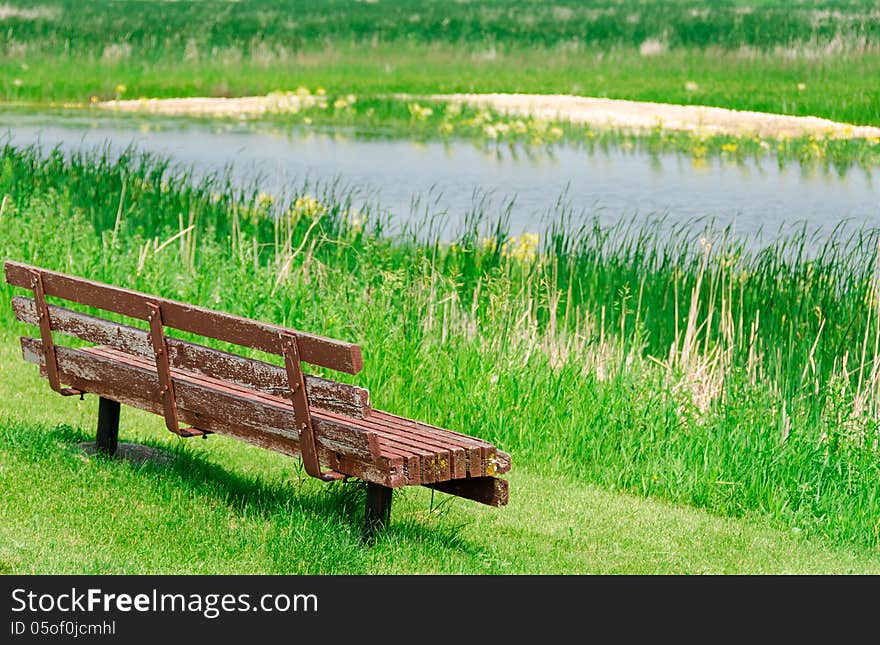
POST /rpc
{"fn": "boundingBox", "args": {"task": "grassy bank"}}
[3,144,880,563]
[6,415,879,574]
[3,0,880,126]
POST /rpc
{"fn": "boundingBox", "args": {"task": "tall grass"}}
[5,0,879,55]
[4,144,880,547]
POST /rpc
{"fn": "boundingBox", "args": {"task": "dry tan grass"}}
[97,91,880,140]
[431,93,880,139]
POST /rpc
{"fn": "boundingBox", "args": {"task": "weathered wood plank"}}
[368,411,508,477]
[21,337,408,487]
[21,337,377,460]
[12,296,370,417]
[77,343,513,482]
[82,345,454,485]
[6,261,362,374]
[350,411,462,480]
[427,477,509,507]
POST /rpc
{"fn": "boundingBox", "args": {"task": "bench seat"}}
[8,260,511,534]
[21,340,510,494]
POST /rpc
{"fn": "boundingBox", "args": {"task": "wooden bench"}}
[5,261,510,537]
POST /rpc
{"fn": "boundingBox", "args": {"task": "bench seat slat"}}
[6,261,362,374]
[20,339,509,487]
[12,296,370,418]
[21,341,407,487]
[83,346,460,484]
[346,412,470,479]
[19,337,400,478]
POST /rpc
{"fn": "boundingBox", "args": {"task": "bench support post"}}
[146,302,207,439]
[363,483,393,540]
[96,397,120,456]
[281,332,344,482]
[29,269,82,397]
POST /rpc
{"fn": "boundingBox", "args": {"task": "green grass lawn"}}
[2,337,878,575]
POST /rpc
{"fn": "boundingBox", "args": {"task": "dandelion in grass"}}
[721,142,738,154]
[685,81,699,92]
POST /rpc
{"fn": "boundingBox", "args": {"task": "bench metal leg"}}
[96,397,120,456]
[363,483,393,541]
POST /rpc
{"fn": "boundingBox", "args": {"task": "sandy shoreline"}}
[97,92,880,140]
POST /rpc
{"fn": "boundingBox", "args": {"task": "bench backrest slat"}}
[5,261,362,374]
[19,337,379,463]
[11,295,370,418]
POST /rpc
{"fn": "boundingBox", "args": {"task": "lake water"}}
[2,111,878,241]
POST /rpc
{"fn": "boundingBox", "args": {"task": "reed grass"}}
[3,144,880,548]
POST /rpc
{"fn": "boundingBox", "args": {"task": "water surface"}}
[2,111,877,241]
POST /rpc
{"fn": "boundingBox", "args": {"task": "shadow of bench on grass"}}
[73,431,485,557]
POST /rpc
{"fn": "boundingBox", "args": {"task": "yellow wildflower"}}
[256,192,275,211]
[480,237,497,253]
[347,209,365,234]
[293,195,327,218]
[445,102,462,117]
[408,103,434,120]
[501,233,539,263]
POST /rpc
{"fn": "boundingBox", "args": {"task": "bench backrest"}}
[5,261,370,418]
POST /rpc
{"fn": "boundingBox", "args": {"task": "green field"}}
[2,145,880,572]
[3,0,880,126]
